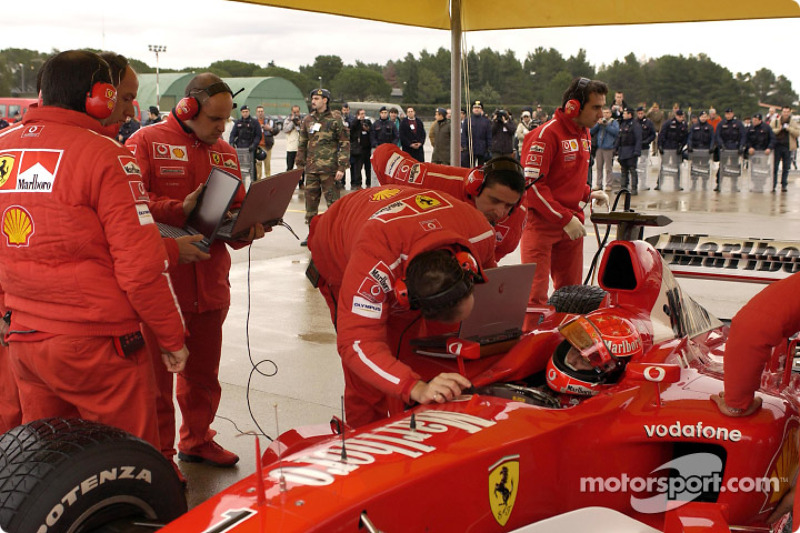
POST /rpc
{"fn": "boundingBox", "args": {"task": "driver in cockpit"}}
[546,314,643,398]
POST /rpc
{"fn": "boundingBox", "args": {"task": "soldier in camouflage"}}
[297,88,350,245]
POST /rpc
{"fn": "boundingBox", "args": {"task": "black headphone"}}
[395,251,483,311]
[564,77,591,119]
[175,81,236,121]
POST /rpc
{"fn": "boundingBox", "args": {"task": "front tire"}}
[0,418,187,533]
[547,285,607,314]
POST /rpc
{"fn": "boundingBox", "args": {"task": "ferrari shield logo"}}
[371,188,401,201]
[0,154,15,188]
[489,455,519,526]
[415,194,440,210]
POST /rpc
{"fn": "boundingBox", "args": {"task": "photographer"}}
[283,105,302,185]
[589,107,619,190]
[490,108,515,159]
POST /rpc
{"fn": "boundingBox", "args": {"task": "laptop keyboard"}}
[157,223,189,239]
[466,328,523,345]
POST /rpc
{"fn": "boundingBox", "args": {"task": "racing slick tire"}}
[547,285,607,314]
[0,418,187,533]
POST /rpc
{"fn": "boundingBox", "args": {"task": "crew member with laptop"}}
[126,73,265,476]
[307,185,496,428]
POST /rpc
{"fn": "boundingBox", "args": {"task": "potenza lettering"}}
[37,467,151,532]
[651,234,800,274]
[267,411,495,487]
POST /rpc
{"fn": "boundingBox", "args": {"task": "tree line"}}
[1,46,796,117]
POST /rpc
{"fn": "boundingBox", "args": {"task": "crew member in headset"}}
[0,50,188,444]
[307,185,496,427]
[520,77,610,307]
[127,73,265,473]
[371,144,526,263]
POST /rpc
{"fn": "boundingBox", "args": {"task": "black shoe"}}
[632,190,638,196]
[300,238,308,247]
[678,187,684,191]
[782,187,788,192]
[713,187,720,192]
[653,186,660,191]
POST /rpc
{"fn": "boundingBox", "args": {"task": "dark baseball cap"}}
[636,106,645,112]
[379,106,387,112]
[436,107,446,115]
[240,105,249,111]
[753,113,763,120]
[724,107,733,112]
[675,109,684,116]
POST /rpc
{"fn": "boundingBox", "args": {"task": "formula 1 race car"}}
[2,204,799,533]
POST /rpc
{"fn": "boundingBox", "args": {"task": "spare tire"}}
[547,285,607,314]
[0,418,187,533]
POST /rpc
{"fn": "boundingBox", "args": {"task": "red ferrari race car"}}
[1,206,799,533]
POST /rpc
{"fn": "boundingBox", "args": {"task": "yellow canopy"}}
[230,0,800,31]
[230,0,800,161]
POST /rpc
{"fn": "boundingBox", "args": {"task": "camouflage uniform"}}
[297,108,350,223]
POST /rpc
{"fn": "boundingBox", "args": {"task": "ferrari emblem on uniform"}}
[415,194,440,210]
[488,455,519,526]
[3,205,34,247]
[0,154,16,188]
[370,188,401,201]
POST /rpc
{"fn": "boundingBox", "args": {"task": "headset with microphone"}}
[175,81,241,121]
[563,77,591,119]
[395,250,484,311]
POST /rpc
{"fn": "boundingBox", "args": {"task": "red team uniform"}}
[372,143,524,263]
[126,112,245,458]
[308,186,496,427]
[0,107,186,445]
[520,108,593,305]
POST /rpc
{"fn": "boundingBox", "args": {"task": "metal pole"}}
[449,0,462,167]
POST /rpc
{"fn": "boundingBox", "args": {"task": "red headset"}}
[563,77,591,119]
[85,81,117,120]
[395,250,484,311]
[175,81,234,121]
[464,156,525,214]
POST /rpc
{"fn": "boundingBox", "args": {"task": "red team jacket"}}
[521,108,593,226]
[0,107,185,350]
[126,113,246,314]
[308,186,496,402]
[371,143,524,262]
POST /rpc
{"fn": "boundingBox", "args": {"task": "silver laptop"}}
[157,168,241,253]
[216,169,302,240]
[410,263,536,355]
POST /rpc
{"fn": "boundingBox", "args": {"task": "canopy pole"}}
[449,0,462,167]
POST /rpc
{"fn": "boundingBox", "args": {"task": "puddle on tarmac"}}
[298,332,336,344]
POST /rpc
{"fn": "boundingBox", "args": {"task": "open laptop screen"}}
[187,168,241,238]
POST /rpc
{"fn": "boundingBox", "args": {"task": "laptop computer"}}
[216,169,302,240]
[411,263,537,357]
[157,168,241,253]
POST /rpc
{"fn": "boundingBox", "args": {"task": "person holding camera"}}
[490,108,516,159]
[255,105,279,180]
[461,100,492,167]
[283,105,302,186]
[589,107,619,190]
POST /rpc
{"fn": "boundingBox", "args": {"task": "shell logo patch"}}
[488,455,519,526]
[415,194,440,210]
[371,188,401,202]
[172,147,186,160]
[3,205,34,247]
[154,143,188,161]
[0,154,16,189]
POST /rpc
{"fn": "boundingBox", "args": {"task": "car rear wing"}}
[645,233,800,284]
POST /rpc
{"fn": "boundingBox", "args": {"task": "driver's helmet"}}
[546,314,642,396]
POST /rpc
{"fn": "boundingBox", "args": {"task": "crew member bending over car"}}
[0,51,188,445]
[371,143,526,262]
[520,77,610,306]
[711,272,800,529]
[307,185,496,427]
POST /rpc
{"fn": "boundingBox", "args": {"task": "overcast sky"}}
[7,1,800,103]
